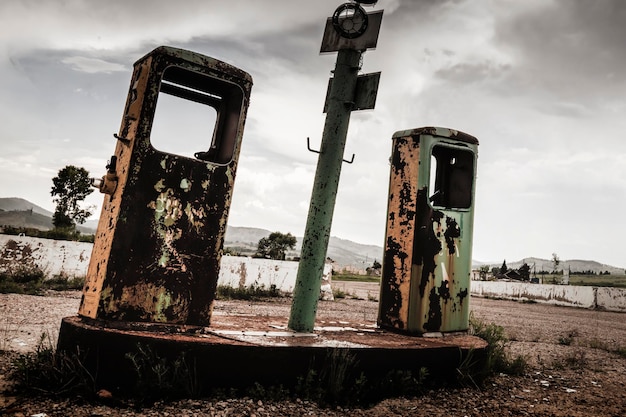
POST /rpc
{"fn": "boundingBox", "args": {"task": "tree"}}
[366,259,382,276]
[255,232,297,260]
[479,265,490,280]
[518,262,531,281]
[500,259,508,275]
[551,253,560,274]
[50,165,94,230]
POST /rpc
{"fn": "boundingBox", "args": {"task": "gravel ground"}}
[1,284,626,416]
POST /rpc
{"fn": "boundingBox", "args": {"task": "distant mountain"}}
[0,198,383,268]
[474,257,625,275]
[0,197,96,233]
[3,198,622,272]
[0,197,52,217]
[0,208,53,230]
[224,226,383,268]
[224,226,270,246]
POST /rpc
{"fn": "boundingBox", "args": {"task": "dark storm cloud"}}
[183,21,325,80]
[3,0,626,266]
[493,0,626,101]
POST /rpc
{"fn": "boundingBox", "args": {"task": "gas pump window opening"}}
[150,66,245,164]
[429,145,474,209]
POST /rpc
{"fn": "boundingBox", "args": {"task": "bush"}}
[0,266,45,295]
[216,284,282,300]
[0,269,84,294]
[468,313,528,381]
[43,275,86,291]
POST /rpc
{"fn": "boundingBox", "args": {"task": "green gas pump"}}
[378,127,479,334]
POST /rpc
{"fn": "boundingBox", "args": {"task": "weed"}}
[586,338,626,358]
[348,292,364,300]
[558,329,579,346]
[332,288,347,299]
[552,348,587,370]
[0,266,45,295]
[587,338,610,351]
[10,332,95,396]
[364,368,429,402]
[507,355,530,375]
[567,351,586,369]
[0,269,85,294]
[216,283,281,300]
[324,348,356,403]
[295,368,324,402]
[125,344,201,402]
[43,275,86,291]
[468,313,528,381]
[367,292,378,302]
[294,349,356,404]
[245,382,290,401]
[455,348,481,388]
[295,349,429,406]
[550,359,564,370]
[332,274,381,283]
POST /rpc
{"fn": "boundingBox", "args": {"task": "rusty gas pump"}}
[78,46,252,326]
[378,127,479,334]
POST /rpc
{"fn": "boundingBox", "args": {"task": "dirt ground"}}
[1,282,625,416]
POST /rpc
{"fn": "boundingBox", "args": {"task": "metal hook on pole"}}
[306,137,355,164]
[306,137,320,154]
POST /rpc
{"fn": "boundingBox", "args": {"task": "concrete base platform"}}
[57,314,487,394]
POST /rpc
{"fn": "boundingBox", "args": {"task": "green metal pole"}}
[288,48,362,332]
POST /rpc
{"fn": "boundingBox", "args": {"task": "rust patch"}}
[414,188,441,299]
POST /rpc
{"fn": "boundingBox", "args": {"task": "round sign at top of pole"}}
[332,3,369,39]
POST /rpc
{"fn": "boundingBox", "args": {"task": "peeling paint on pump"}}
[378,127,478,334]
[77,46,253,326]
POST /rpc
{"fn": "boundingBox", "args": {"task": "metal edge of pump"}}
[391,126,479,146]
[138,46,253,86]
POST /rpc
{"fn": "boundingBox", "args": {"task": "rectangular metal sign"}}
[320,10,383,53]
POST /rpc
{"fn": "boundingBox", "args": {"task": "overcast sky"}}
[1,0,625,268]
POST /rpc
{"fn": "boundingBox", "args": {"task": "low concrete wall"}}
[596,287,626,313]
[219,256,333,299]
[471,280,626,312]
[0,235,91,278]
[3,235,623,310]
[0,234,332,298]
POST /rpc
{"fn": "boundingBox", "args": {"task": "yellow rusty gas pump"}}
[378,127,478,334]
[78,46,252,326]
